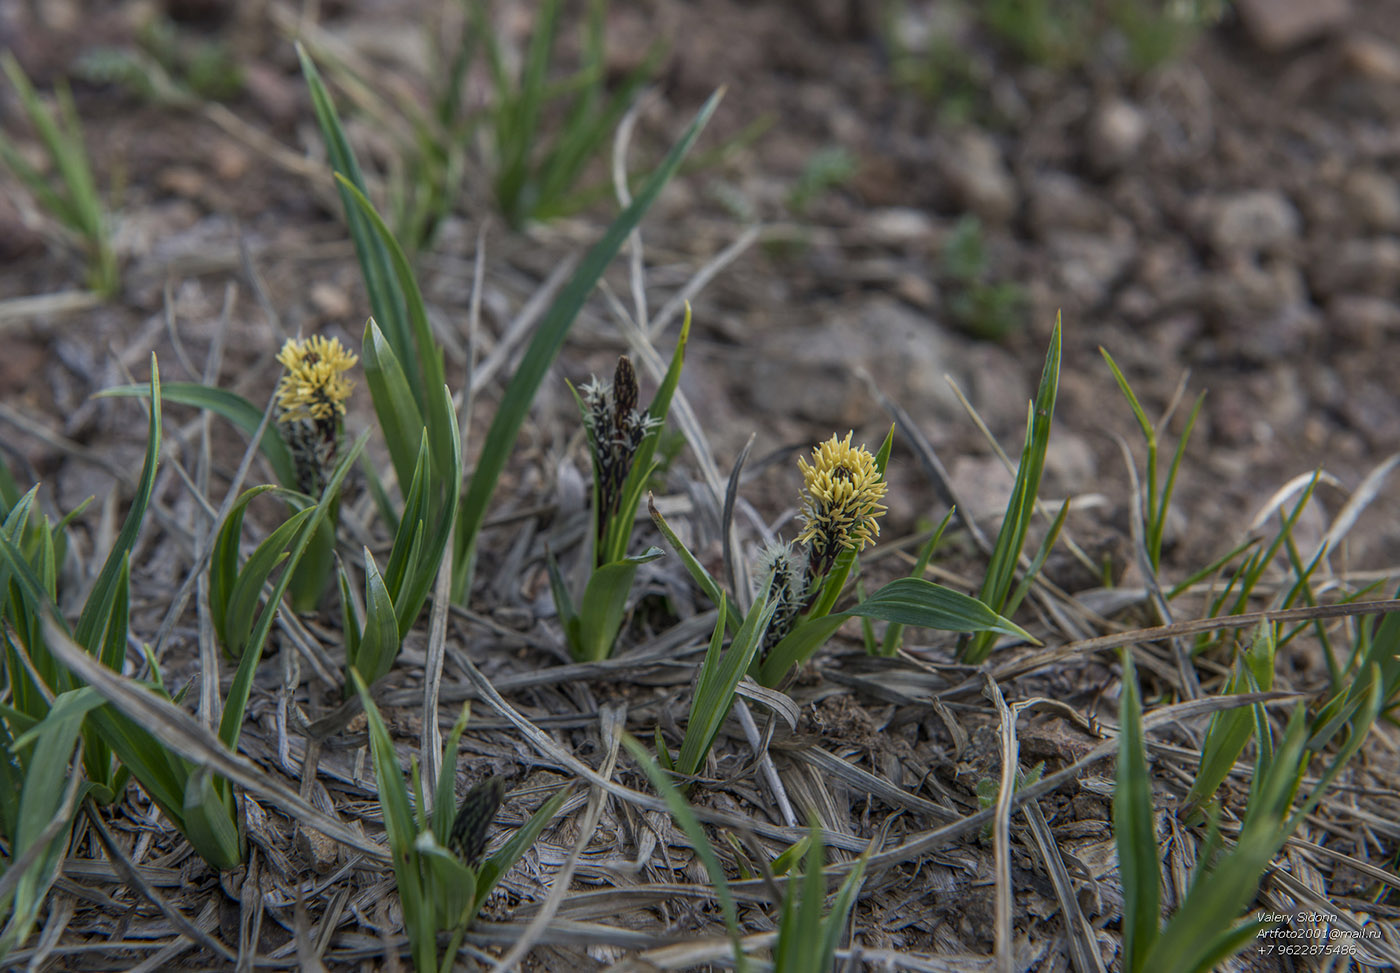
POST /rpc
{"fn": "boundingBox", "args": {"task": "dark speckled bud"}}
[449,776,506,868]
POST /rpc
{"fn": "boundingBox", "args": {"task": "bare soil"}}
[1,1,1398,970]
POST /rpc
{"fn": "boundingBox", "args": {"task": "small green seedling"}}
[0,53,118,296]
[351,675,569,972]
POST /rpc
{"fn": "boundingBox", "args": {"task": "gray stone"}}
[1235,0,1352,51]
[1310,238,1400,297]
[939,130,1018,224]
[1048,232,1136,308]
[1342,170,1400,233]
[1028,171,1117,235]
[1086,99,1149,174]
[1210,190,1301,255]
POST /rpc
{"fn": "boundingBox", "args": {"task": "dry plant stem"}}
[649,224,761,341]
[418,552,453,815]
[82,802,236,961]
[1020,796,1105,973]
[452,649,870,850]
[937,597,1400,698]
[1117,434,1200,702]
[986,675,1017,973]
[487,704,627,973]
[1316,451,1400,564]
[0,289,103,326]
[611,91,650,333]
[857,689,1294,880]
[37,615,390,859]
[472,255,577,390]
[734,697,796,828]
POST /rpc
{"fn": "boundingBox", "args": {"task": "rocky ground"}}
[2,0,1399,969]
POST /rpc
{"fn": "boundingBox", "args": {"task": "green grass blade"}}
[218,431,368,748]
[965,315,1060,663]
[349,668,434,971]
[756,614,847,688]
[207,485,281,651]
[220,507,316,659]
[649,494,744,631]
[362,319,428,496]
[473,786,571,911]
[622,735,748,973]
[845,577,1034,640]
[431,703,473,846]
[99,382,296,488]
[1114,648,1160,973]
[572,547,664,662]
[297,46,415,405]
[351,546,402,687]
[453,89,724,600]
[333,179,453,473]
[678,585,776,777]
[181,766,242,870]
[75,357,160,656]
[881,512,953,656]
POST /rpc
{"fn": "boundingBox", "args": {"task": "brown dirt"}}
[2,0,1399,970]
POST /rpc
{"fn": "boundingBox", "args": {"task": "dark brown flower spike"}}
[448,776,506,869]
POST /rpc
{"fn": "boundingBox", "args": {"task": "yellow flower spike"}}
[796,431,888,558]
[274,335,358,424]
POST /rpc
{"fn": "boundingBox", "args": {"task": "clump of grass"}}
[941,215,1027,342]
[1115,647,1383,972]
[76,12,243,105]
[960,315,1061,663]
[351,678,569,972]
[0,53,119,297]
[651,427,1029,692]
[548,322,687,662]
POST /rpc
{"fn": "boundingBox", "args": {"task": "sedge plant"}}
[650,429,1031,690]
[547,314,689,661]
[0,361,362,870]
[351,674,569,972]
[960,315,1061,664]
[1114,647,1383,973]
[297,45,721,606]
[0,52,118,297]
[0,689,102,962]
[624,735,870,972]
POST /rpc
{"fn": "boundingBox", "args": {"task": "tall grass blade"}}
[1114,648,1160,973]
[453,89,723,600]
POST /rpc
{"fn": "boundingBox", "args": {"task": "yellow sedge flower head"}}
[275,335,358,423]
[796,431,888,555]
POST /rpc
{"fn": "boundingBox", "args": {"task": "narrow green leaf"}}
[100,382,295,487]
[297,46,414,405]
[218,431,367,748]
[679,585,776,778]
[76,356,160,656]
[353,547,402,687]
[208,485,281,651]
[182,766,242,870]
[1115,648,1160,973]
[473,786,571,912]
[649,495,743,632]
[572,547,664,662]
[846,577,1034,639]
[362,318,427,496]
[454,89,724,600]
[622,735,748,972]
